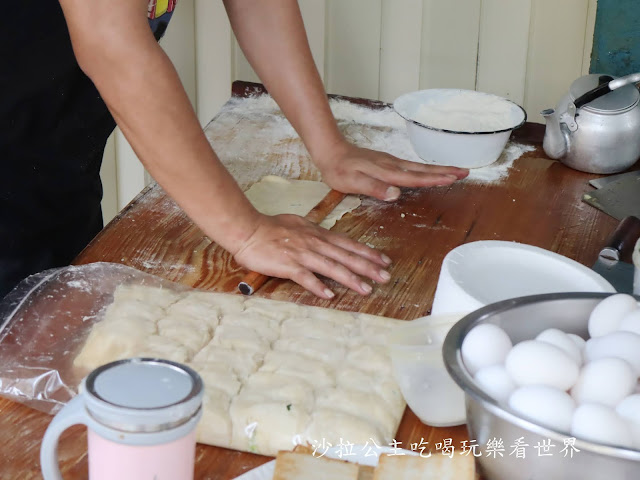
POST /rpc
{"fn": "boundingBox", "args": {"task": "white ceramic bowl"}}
[393,89,527,168]
[431,241,616,315]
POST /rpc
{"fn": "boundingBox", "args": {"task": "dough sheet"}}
[74,286,405,456]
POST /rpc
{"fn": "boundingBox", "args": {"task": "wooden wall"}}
[101,0,598,222]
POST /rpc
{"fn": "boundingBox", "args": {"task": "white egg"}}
[584,331,640,377]
[588,294,637,338]
[474,365,516,404]
[536,328,583,365]
[567,333,586,352]
[570,358,636,406]
[505,340,579,390]
[616,394,640,449]
[509,385,575,432]
[619,309,640,336]
[461,324,512,376]
[571,403,634,449]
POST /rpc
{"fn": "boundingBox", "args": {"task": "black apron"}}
[0,2,175,298]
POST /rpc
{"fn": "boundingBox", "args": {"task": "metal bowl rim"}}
[442,292,640,461]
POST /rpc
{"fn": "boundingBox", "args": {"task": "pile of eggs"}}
[461,293,640,450]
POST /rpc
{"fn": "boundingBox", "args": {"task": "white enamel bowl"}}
[393,89,527,168]
[431,241,616,316]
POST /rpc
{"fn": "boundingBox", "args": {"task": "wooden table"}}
[0,81,628,479]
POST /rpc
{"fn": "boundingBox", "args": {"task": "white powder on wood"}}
[203,93,534,187]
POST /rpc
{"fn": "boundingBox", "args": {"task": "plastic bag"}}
[0,262,190,414]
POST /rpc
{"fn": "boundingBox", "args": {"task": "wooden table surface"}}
[0,81,630,479]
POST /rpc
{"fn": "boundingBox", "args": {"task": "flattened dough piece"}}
[243,296,307,321]
[137,335,191,364]
[192,345,264,380]
[230,397,311,455]
[336,367,405,415]
[260,350,335,389]
[112,285,184,309]
[74,318,157,370]
[196,387,232,447]
[211,324,270,354]
[241,371,315,406]
[157,314,212,353]
[274,337,346,365]
[304,408,385,447]
[220,313,280,343]
[166,299,221,330]
[280,317,352,343]
[244,175,361,229]
[315,388,398,439]
[187,291,246,315]
[188,362,241,397]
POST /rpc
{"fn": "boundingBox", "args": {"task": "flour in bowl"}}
[411,90,522,132]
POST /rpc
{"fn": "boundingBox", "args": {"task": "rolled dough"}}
[244,175,361,229]
[74,285,406,456]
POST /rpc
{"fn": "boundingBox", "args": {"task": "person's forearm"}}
[60,0,260,254]
[223,0,344,163]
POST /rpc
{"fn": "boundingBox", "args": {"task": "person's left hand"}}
[316,141,469,201]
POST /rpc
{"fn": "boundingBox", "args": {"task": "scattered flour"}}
[204,93,535,186]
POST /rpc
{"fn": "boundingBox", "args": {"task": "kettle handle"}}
[574,72,640,109]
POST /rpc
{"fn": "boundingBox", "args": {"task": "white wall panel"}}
[419,0,481,90]
[233,1,326,87]
[476,0,532,104]
[100,133,118,224]
[582,0,598,75]
[325,0,382,99]
[379,0,423,103]
[195,0,233,126]
[524,0,590,123]
[299,0,327,81]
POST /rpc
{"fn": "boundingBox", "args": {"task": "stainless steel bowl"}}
[443,293,640,480]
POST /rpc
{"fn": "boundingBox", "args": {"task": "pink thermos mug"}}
[40,358,203,480]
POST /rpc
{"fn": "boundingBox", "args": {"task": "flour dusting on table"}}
[204,94,534,187]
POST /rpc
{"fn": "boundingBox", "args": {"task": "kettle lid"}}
[570,73,639,113]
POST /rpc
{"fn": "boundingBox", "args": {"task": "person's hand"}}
[316,141,469,201]
[232,213,392,299]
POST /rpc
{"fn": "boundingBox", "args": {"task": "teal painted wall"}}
[590,0,640,75]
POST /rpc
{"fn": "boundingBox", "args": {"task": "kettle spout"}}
[541,108,568,159]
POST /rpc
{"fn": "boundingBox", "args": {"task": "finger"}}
[363,162,463,189]
[299,250,373,295]
[288,266,336,299]
[323,231,391,267]
[392,158,469,178]
[312,240,391,284]
[345,171,400,201]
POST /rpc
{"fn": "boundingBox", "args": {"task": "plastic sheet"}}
[0,262,190,414]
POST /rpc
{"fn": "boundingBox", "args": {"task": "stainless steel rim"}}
[442,292,640,461]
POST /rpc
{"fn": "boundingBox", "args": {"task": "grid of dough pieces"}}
[74,285,406,456]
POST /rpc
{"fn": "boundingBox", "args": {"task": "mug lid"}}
[570,73,639,113]
[83,358,203,433]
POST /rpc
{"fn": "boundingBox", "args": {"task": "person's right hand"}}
[232,213,393,299]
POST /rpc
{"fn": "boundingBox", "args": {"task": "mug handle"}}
[40,395,90,480]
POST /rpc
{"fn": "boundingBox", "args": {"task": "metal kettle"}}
[541,73,640,174]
